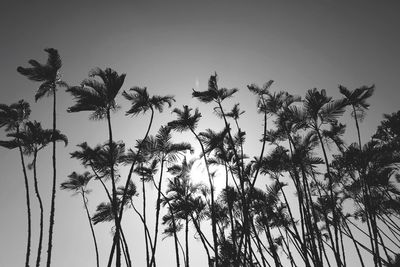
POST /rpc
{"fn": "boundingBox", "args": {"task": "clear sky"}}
[1,1,399,266]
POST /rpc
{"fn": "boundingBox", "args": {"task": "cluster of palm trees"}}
[1,48,400,267]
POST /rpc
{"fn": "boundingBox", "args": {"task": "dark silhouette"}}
[0,100,32,267]
[17,48,66,267]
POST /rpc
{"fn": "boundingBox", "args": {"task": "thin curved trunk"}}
[342,216,365,267]
[287,137,312,267]
[251,110,268,189]
[33,150,44,267]
[149,159,165,267]
[190,214,212,264]
[17,129,32,267]
[352,105,362,150]
[106,109,121,267]
[46,88,57,267]
[142,177,150,267]
[177,237,187,267]
[118,108,154,222]
[172,217,181,267]
[120,228,132,267]
[130,200,154,252]
[149,176,181,267]
[111,108,155,264]
[170,210,181,267]
[189,127,219,266]
[185,218,189,267]
[82,191,99,267]
[315,127,342,266]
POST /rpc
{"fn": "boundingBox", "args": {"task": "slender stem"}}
[185,218,189,267]
[17,128,31,267]
[46,88,57,267]
[106,109,121,267]
[149,159,165,267]
[33,150,44,267]
[190,127,219,266]
[82,191,99,267]
[142,176,150,267]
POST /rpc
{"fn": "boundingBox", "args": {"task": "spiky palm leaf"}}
[192,73,238,103]
[8,121,67,155]
[17,48,65,101]
[122,86,175,116]
[60,172,93,193]
[168,105,202,132]
[67,67,125,119]
[0,100,31,131]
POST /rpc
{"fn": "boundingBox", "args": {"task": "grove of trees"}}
[1,48,400,267]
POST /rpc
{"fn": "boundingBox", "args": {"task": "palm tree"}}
[142,126,192,267]
[131,157,158,267]
[67,67,126,266]
[303,88,346,266]
[165,157,200,267]
[119,86,175,232]
[339,84,374,149]
[0,100,31,267]
[17,48,66,267]
[168,105,221,266]
[7,121,67,267]
[60,172,99,267]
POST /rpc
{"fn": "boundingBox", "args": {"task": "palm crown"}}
[122,86,175,116]
[0,100,31,131]
[60,172,93,193]
[67,67,126,119]
[17,48,65,101]
[304,88,346,127]
[168,105,202,132]
[1,121,68,154]
[192,73,238,104]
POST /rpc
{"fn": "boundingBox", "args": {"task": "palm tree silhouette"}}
[60,172,99,267]
[339,84,374,149]
[0,100,32,267]
[8,121,67,267]
[17,48,66,267]
[164,157,201,267]
[67,67,126,267]
[140,125,192,267]
[119,87,175,256]
[131,157,157,267]
[168,105,221,266]
[303,88,346,266]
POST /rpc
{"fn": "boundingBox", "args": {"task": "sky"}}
[1,1,400,266]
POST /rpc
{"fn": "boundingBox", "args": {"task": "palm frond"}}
[168,106,202,132]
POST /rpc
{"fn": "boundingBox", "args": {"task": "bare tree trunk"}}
[17,131,32,267]
[82,191,99,267]
[46,88,57,267]
[33,151,44,267]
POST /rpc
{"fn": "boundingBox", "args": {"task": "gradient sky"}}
[1,1,400,266]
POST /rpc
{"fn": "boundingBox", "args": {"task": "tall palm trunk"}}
[190,128,219,266]
[33,150,44,267]
[112,108,155,266]
[150,159,165,267]
[353,105,382,266]
[185,218,189,267]
[82,190,99,267]
[142,176,150,267]
[190,214,212,265]
[106,109,122,267]
[315,127,342,266]
[17,128,32,267]
[352,105,362,150]
[217,102,254,266]
[46,88,57,267]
